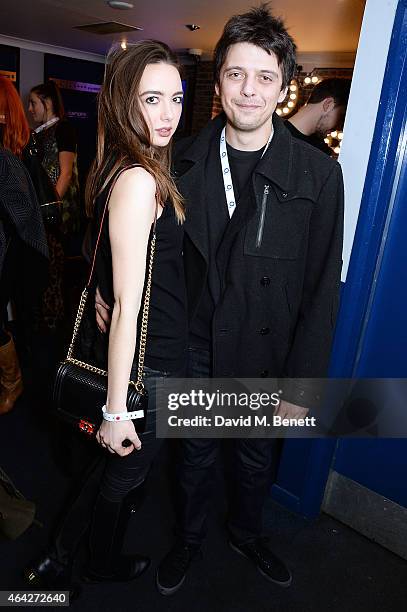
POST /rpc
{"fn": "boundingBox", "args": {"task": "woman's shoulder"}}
[55,118,75,134]
[55,119,77,151]
[107,166,157,218]
[113,166,156,197]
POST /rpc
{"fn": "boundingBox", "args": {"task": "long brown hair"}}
[85,40,184,221]
[0,77,30,157]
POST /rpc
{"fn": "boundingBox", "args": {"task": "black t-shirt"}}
[55,120,77,153]
[189,136,263,350]
[284,120,332,156]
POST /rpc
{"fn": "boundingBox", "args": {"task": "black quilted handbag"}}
[53,165,155,440]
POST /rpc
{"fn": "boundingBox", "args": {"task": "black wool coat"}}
[173,113,344,395]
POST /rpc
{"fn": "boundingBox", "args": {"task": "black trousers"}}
[50,365,182,573]
[176,347,277,547]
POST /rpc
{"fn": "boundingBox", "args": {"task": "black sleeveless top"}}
[92,169,187,373]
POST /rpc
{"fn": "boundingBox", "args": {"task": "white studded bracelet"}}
[102,405,144,422]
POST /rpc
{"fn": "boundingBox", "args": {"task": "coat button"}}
[261,370,269,377]
[260,276,270,286]
[259,327,270,335]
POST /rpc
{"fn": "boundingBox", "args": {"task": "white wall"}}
[19,48,44,112]
[339,0,399,281]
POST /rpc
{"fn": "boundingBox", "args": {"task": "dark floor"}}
[1,386,407,612]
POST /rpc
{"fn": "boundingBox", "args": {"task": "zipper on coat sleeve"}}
[256,184,270,248]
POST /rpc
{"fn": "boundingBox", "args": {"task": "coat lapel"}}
[176,162,209,263]
[174,114,226,264]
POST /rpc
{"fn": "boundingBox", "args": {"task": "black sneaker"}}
[156,541,200,595]
[229,538,292,587]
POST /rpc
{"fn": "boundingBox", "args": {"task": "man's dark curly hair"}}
[213,3,297,90]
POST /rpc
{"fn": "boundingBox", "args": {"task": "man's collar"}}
[255,113,292,192]
[178,111,293,191]
[177,113,226,163]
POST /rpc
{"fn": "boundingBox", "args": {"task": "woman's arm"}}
[96,167,157,456]
[55,151,75,198]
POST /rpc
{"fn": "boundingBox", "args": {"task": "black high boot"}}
[82,482,150,583]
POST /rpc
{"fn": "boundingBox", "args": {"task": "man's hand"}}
[274,399,309,419]
[95,286,111,333]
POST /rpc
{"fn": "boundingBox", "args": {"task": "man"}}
[97,4,344,595]
[285,78,351,155]
[154,5,344,594]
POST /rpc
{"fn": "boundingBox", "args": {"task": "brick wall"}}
[190,60,216,134]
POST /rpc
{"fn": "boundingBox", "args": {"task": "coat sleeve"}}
[0,150,49,262]
[280,161,344,407]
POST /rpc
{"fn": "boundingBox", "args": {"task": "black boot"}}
[82,483,150,583]
[23,555,80,600]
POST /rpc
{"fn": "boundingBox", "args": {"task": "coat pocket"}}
[244,191,313,260]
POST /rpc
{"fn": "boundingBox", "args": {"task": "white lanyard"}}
[219,125,273,218]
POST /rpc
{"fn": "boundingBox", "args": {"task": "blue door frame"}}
[271,0,407,517]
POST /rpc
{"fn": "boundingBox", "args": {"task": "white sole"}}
[156,570,186,596]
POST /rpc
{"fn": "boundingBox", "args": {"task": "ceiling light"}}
[121,40,127,50]
[108,1,134,8]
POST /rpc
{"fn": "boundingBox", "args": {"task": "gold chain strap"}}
[65,233,156,393]
[136,233,156,390]
[65,165,157,395]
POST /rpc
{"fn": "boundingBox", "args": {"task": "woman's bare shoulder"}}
[114,166,156,195]
[109,166,156,213]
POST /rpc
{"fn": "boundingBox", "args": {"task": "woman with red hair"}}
[0,77,48,414]
[0,76,30,157]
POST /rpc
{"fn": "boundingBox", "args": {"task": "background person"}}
[28,81,80,237]
[0,77,48,414]
[285,78,351,155]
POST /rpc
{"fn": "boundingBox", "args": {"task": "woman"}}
[28,81,80,236]
[0,77,48,414]
[24,40,187,590]
[28,81,80,329]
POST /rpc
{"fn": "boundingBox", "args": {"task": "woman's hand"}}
[96,419,141,456]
